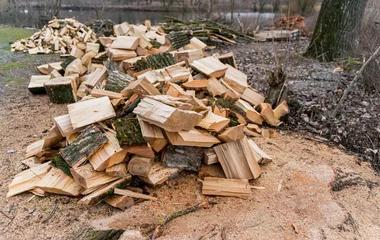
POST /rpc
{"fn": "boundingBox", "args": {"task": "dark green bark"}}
[60,125,108,167]
[305,0,368,61]
[134,53,176,71]
[163,146,203,172]
[51,154,72,177]
[104,61,133,92]
[60,56,76,70]
[112,117,146,146]
[167,31,190,49]
[28,86,46,94]
[45,83,76,104]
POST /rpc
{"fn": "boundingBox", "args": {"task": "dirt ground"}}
[1,32,380,239]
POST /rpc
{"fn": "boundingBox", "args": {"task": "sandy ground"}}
[1,40,380,239]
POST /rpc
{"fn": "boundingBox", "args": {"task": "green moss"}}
[51,154,72,177]
[112,117,146,146]
[92,177,132,205]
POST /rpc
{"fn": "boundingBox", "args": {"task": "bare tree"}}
[230,0,235,23]
[257,0,270,12]
[292,0,316,16]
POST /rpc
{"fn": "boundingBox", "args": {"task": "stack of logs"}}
[10,18,97,55]
[8,20,289,210]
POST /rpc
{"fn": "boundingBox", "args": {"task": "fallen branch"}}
[151,202,208,239]
[332,46,380,117]
[42,199,58,223]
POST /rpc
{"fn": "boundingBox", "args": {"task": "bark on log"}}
[163,145,203,172]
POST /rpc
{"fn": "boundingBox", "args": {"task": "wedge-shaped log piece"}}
[235,99,263,125]
[174,49,203,63]
[146,95,193,110]
[127,156,153,177]
[123,145,155,158]
[213,136,262,179]
[197,111,230,133]
[246,123,261,133]
[241,88,265,106]
[138,119,168,152]
[207,77,227,97]
[202,177,251,199]
[139,163,180,186]
[78,176,131,205]
[43,125,63,149]
[107,148,129,168]
[36,167,83,196]
[165,65,191,82]
[28,75,50,94]
[121,77,160,97]
[106,163,129,177]
[110,36,140,50]
[260,103,282,127]
[223,65,248,95]
[26,139,45,158]
[44,76,77,104]
[84,67,107,89]
[71,164,120,189]
[204,148,218,165]
[61,125,108,168]
[247,139,273,164]
[65,59,87,76]
[104,195,134,210]
[68,96,116,129]
[182,79,208,90]
[191,57,227,78]
[217,124,245,143]
[163,145,203,172]
[7,162,51,199]
[70,46,84,59]
[108,48,137,61]
[86,43,100,53]
[90,89,123,100]
[133,98,203,132]
[54,114,82,137]
[114,188,157,201]
[184,37,207,50]
[218,52,237,69]
[165,129,220,148]
[273,100,289,120]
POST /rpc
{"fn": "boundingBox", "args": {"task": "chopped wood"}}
[42,125,63,149]
[235,99,263,125]
[127,156,154,177]
[207,77,227,97]
[213,136,262,179]
[182,79,208,90]
[21,157,41,168]
[90,89,123,100]
[110,36,140,50]
[70,46,85,59]
[174,49,203,63]
[190,57,228,78]
[165,129,220,148]
[89,131,122,171]
[84,67,107,89]
[44,76,77,104]
[260,103,282,127]
[86,43,100,54]
[202,177,251,199]
[185,37,207,50]
[106,163,129,177]
[146,95,193,110]
[223,65,248,94]
[6,162,51,199]
[246,124,261,133]
[61,125,108,168]
[104,195,134,210]
[54,114,81,137]
[138,119,168,152]
[197,111,230,133]
[218,52,237,69]
[121,77,161,97]
[139,163,180,186]
[123,145,155,158]
[163,145,203,172]
[50,69,62,79]
[112,117,146,146]
[247,139,272,164]
[28,75,50,94]
[108,48,137,61]
[244,126,261,137]
[67,96,116,129]
[241,88,265,106]
[26,139,44,158]
[107,148,129,168]
[203,148,218,165]
[114,188,158,201]
[36,167,83,196]
[273,100,289,120]
[64,59,87,76]
[70,164,120,189]
[133,97,203,132]
[217,124,245,142]
[122,56,144,70]
[212,105,230,118]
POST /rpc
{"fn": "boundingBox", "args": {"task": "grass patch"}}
[0,61,29,73]
[0,27,34,51]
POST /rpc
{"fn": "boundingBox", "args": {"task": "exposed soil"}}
[1,34,380,239]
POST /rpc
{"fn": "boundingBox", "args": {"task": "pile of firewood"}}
[10,18,97,55]
[7,19,289,210]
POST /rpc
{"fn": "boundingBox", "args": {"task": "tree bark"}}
[304,0,368,61]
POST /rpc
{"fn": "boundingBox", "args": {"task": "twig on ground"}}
[0,210,12,220]
[42,199,58,223]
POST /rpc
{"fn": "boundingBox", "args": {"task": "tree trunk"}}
[230,0,235,23]
[304,0,368,61]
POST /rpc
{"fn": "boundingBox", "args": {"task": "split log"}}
[184,37,207,50]
[65,59,87,76]
[42,125,63,149]
[67,96,116,129]
[165,129,220,148]
[207,77,227,97]
[127,156,154,177]
[28,75,50,94]
[114,188,158,201]
[167,31,190,49]
[223,65,248,94]
[260,103,281,127]
[112,117,146,146]
[163,145,203,172]
[197,111,230,133]
[86,43,100,53]
[107,148,129,168]
[173,49,203,63]
[139,163,181,186]
[217,124,245,142]
[60,56,76,70]
[70,46,85,59]
[133,97,203,132]
[213,136,262,179]
[121,77,161,97]
[104,195,134,210]
[106,163,129,177]
[247,139,272,164]
[110,36,140,50]
[60,125,108,168]
[123,145,155,158]
[51,154,72,177]
[25,139,44,158]
[54,114,81,137]
[234,99,263,125]
[241,88,265,106]
[190,57,227,78]
[90,89,123,99]
[212,105,230,118]
[218,52,237,69]
[273,100,289,120]
[165,64,191,82]
[108,48,137,61]
[122,56,144,71]
[84,67,107,89]
[138,119,168,152]
[182,79,208,90]
[70,164,120,189]
[203,148,218,165]
[44,76,77,104]
[202,177,251,199]
[105,61,133,92]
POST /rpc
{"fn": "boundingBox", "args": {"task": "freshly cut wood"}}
[223,65,248,94]
[70,164,120,189]
[202,177,251,199]
[261,129,278,138]
[235,99,263,125]
[89,131,122,171]
[182,79,208,90]
[81,51,97,66]
[108,48,137,61]
[173,49,203,63]
[213,136,262,179]
[70,46,85,59]
[104,195,134,210]
[50,69,62,79]
[21,157,40,168]
[243,126,261,137]
[190,57,228,78]
[198,163,226,179]
[122,56,143,70]
[65,59,87,76]
[84,67,107,88]
[165,129,220,148]
[44,76,77,104]
[25,139,44,158]
[185,37,207,50]
[247,139,272,164]
[114,188,158,201]
[123,145,155,158]
[61,125,108,168]
[165,64,191,82]
[138,119,167,152]
[107,148,129,168]
[241,88,265,106]
[54,114,81,137]
[68,96,116,129]
[163,81,190,97]
[203,148,218,165]
[127,156,153,177]
[99,36,115,47]
[90,89,123,99]
[110,36,140,50]
[163,145,203,172]
[6,162,51,199]
[207,77,227,97]
[37,64,49,75]
[212,105,230,118]
[106,163,129,177]
[246,123,261,133]
[139,163,180,186]
[121,77,160,97]
[78,177,131,205]
[217,124,245,142]
[36,167,83,196]
[42,125,63,149]
[146,95,194,110]
[260,103,281,127]
[28,75,50,94]
[86,43,100,53]
[197,111,230,133]
[133,97,203,132]
[218,52,237,69]
[273,100,289,120]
